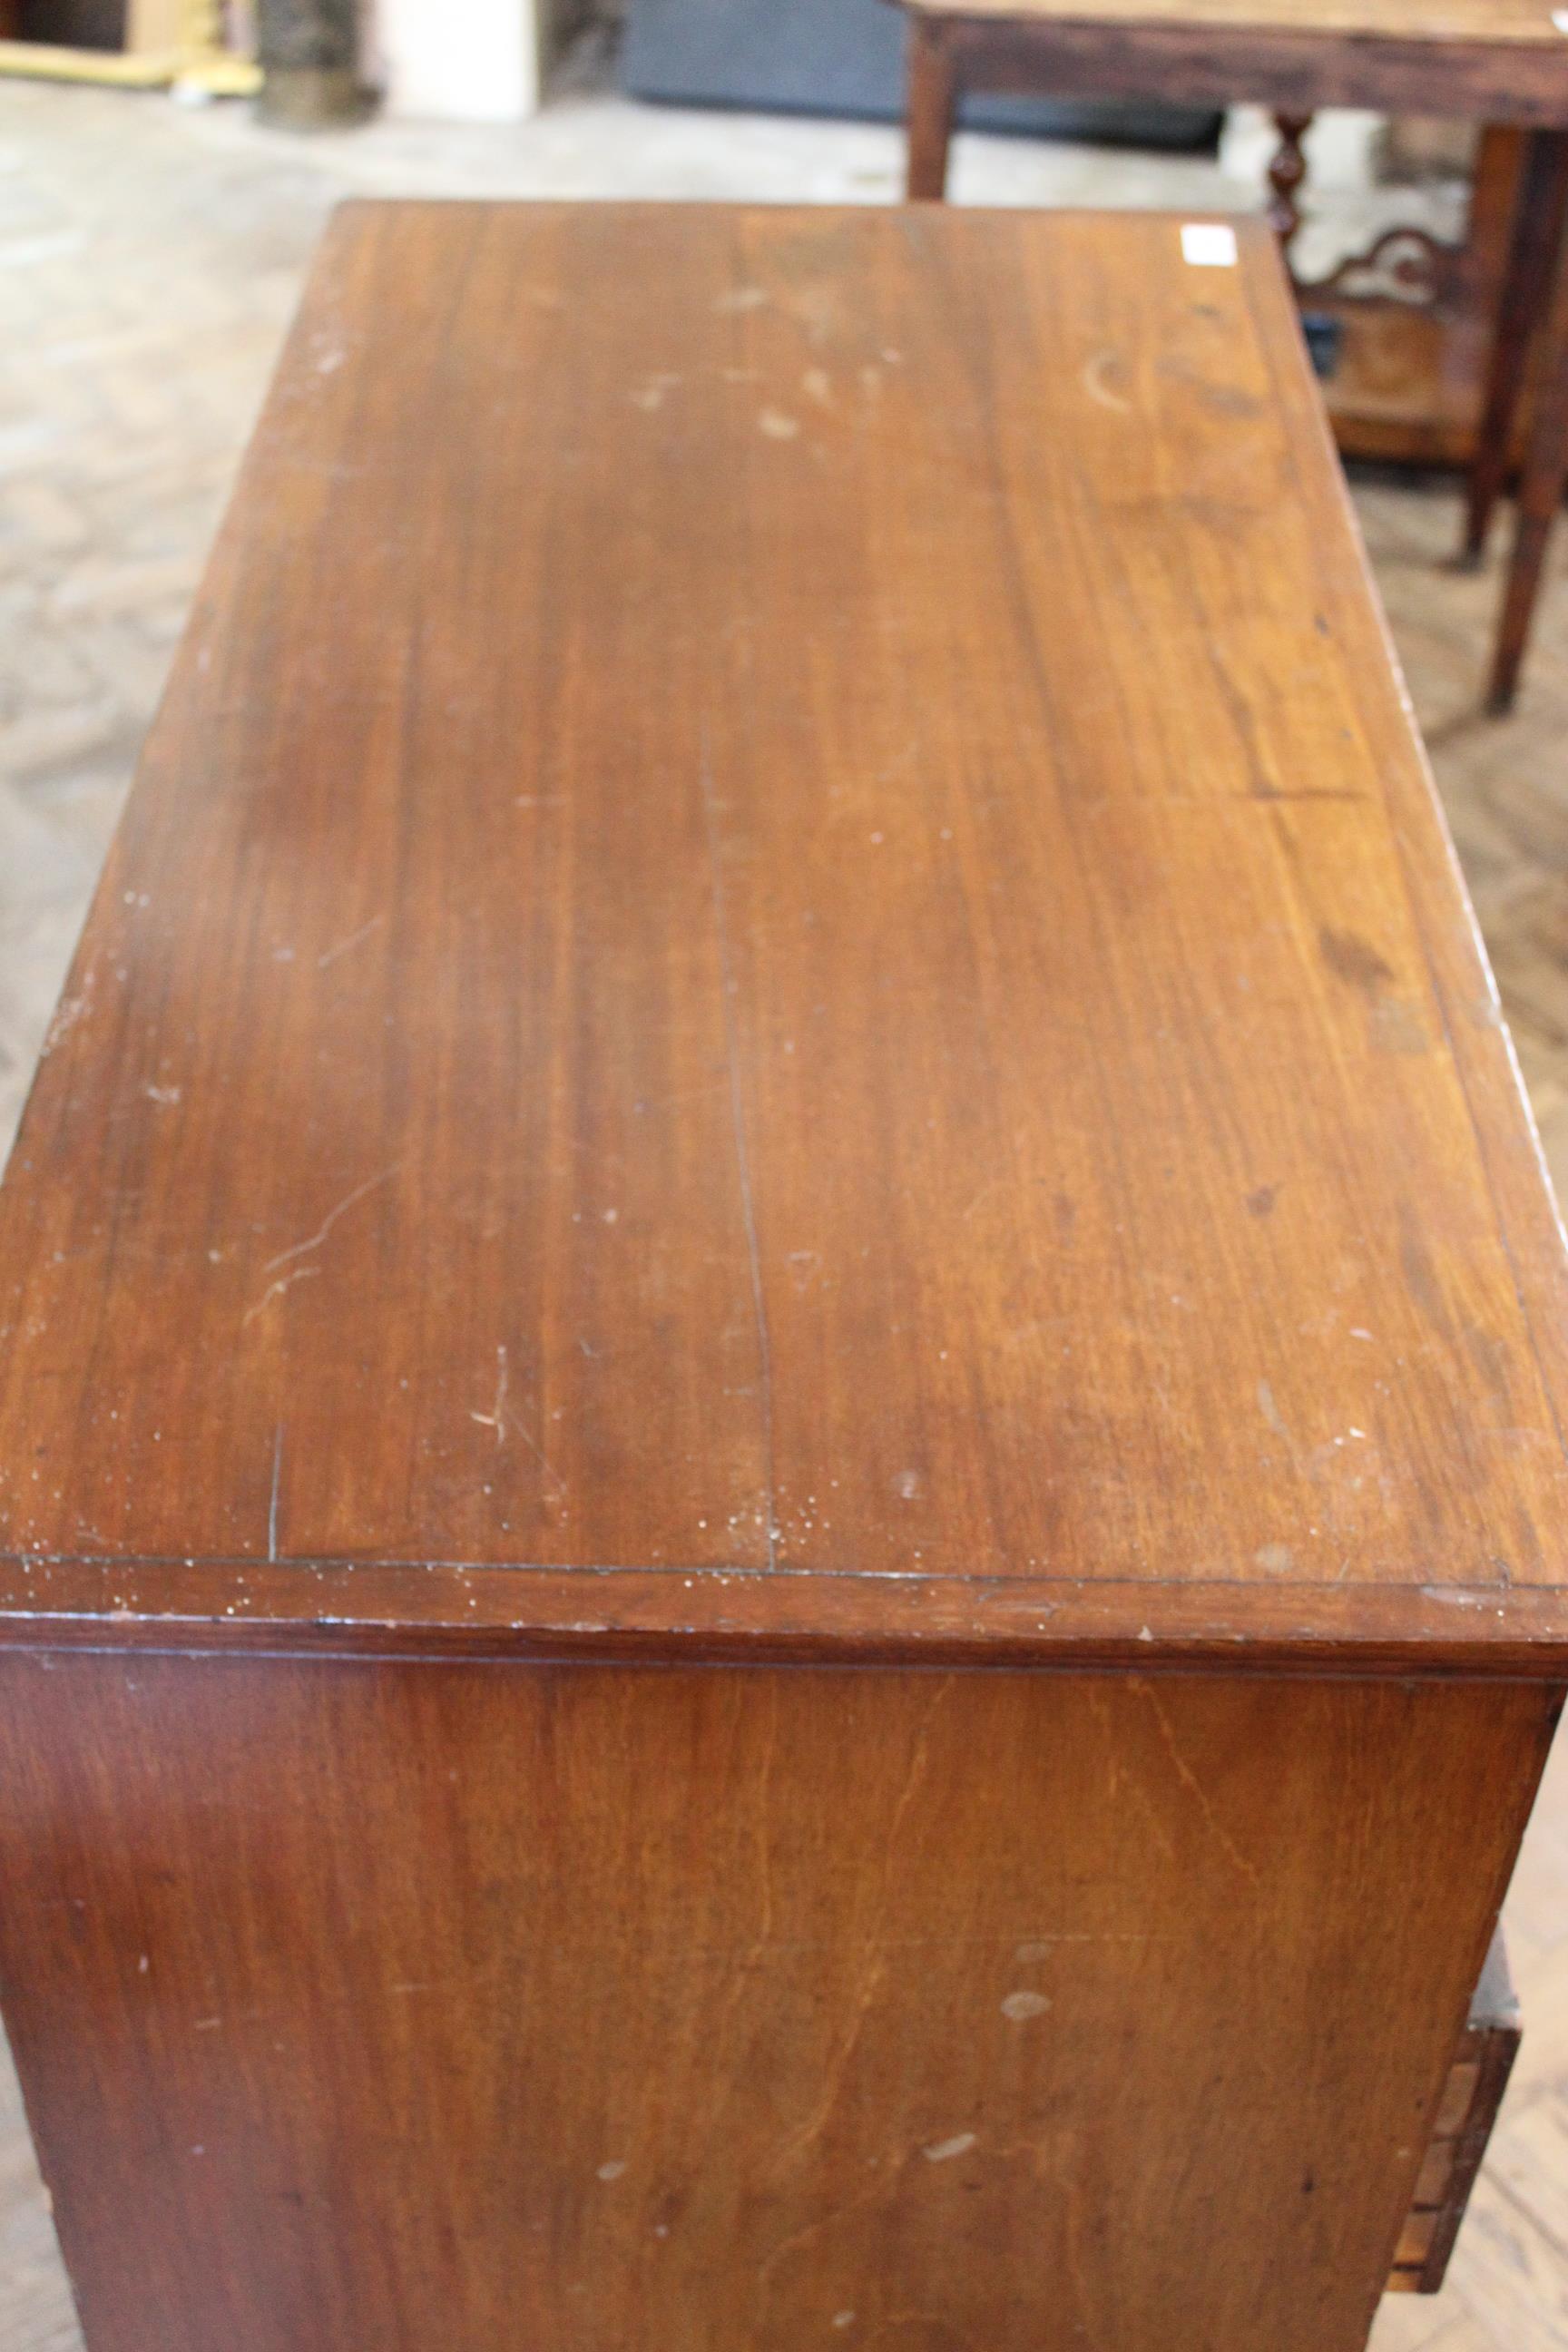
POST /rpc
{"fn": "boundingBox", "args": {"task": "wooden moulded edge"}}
[0,1554,1567,1672]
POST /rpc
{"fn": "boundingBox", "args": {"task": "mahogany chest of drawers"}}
[0,201,1563,2352]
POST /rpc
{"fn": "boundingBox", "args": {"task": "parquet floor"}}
[0,71,1564,2352]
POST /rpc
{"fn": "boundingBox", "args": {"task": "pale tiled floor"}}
[0,65,1564,2352]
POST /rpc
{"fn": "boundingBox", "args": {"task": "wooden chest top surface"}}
[2,201,1566,1672]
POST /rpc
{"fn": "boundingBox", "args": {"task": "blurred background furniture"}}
[895,0,1568,710]
[0,0,259,90]
[622,0,1220,147]
[252,0,362,120]
[1275,125,1531,474]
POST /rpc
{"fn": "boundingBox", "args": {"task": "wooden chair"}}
[894,0,1568,710]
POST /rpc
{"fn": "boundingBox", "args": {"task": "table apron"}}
[925,16,1568,124]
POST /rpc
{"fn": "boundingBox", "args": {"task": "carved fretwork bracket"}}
[1297,226,1456,308]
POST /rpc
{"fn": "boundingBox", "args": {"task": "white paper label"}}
[1181,222,1239,268]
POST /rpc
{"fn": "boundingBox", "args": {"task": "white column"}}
[368,0,544,122]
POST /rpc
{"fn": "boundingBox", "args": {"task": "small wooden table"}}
[0,201,1564,2352]
[896,0,1568,710]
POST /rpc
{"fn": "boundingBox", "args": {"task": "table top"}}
[902,0,1568,46]
[1,201,1566,1675]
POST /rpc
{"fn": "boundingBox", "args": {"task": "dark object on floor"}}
[622,0,1220,150]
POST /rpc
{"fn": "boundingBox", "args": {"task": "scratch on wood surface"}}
[753,2173,889,2333]
[690,1687,782,2154]
[1058,2152,1107,2351]
[260,1164,400,1279]
[242,1264,321,1328]
[699,723,778,1572]
[1132,1677,1259,1886]
[752,1678,779,1945]
[267,1425,283,1563]
[1088,1682,1176,1863]
[514,1402,567,1502]
[470,1346,510,1447]
[316,914,385,971]
[1257,1378,1291,1441]
[766,1681,956,2183]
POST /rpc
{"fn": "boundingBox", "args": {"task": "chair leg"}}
[1487,181,1568,712]
[906,17,957,201]
[1464,129,1568,568]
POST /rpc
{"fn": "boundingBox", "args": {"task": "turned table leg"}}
[1488,142,1568,712]
[1464,128,1568,567]
[906,16,958,201]
[1267,112,1314,254]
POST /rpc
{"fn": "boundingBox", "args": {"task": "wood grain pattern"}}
[0,204,1566,1673]
[0,1653,1555,2352]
